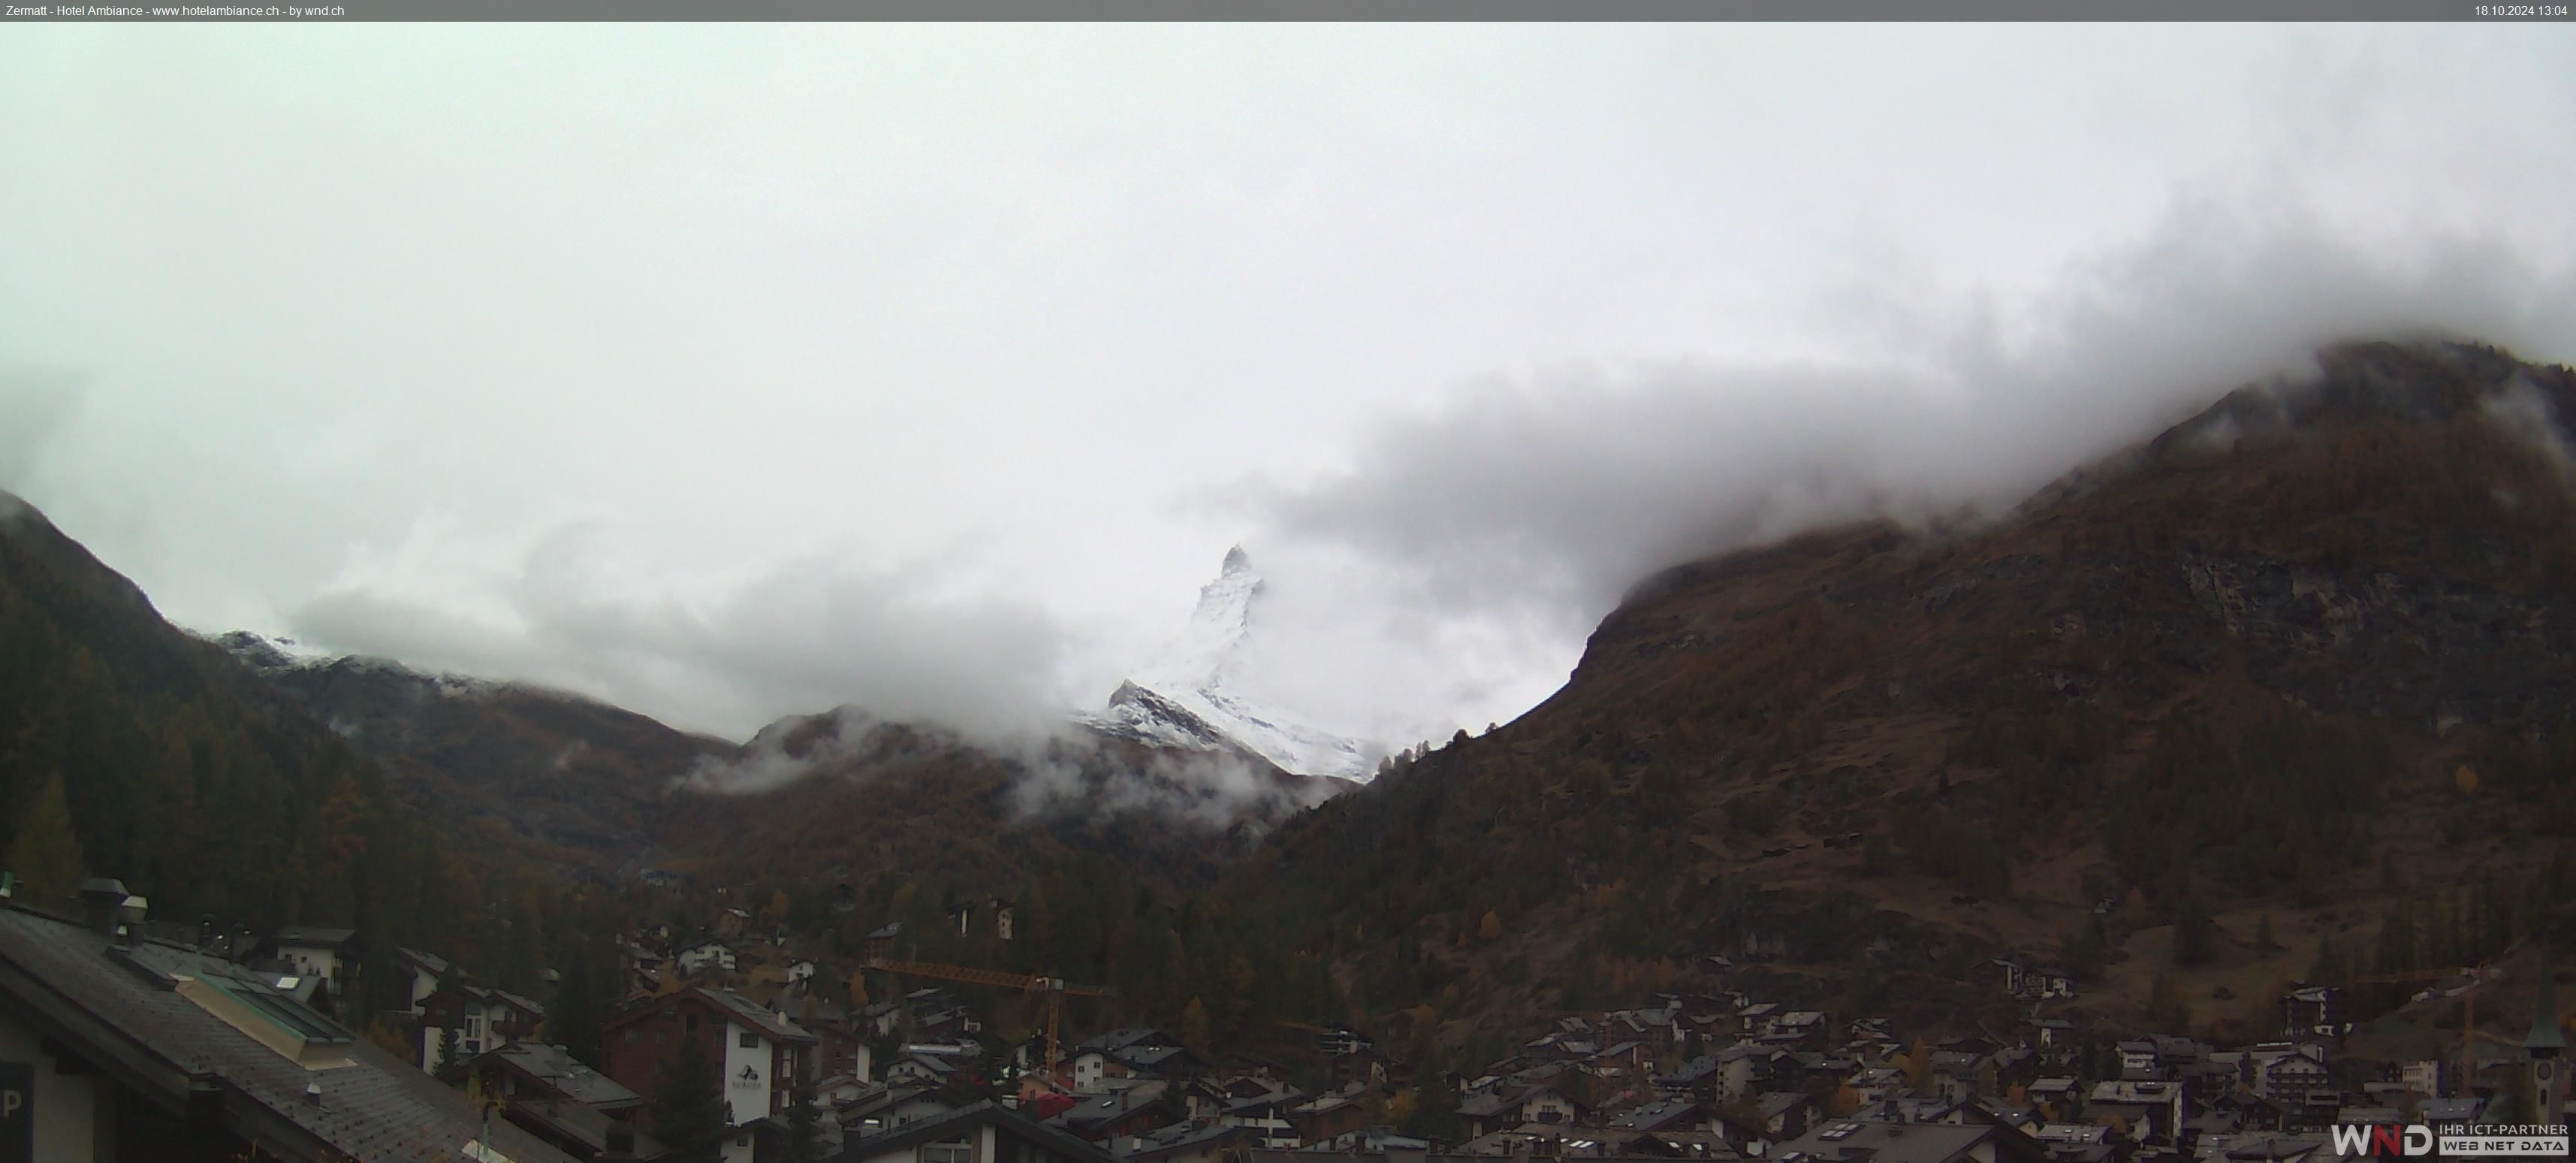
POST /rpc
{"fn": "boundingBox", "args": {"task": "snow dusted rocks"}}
[1078,547,1383,781]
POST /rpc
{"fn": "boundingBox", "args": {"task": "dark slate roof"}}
[396,946,451,975]
[484,1041,642,1109]
[491,989,547,1018]
[626,986,819,1045]
[272,926,360,948]
[1757,1092,1808,1118]
[1776,1120,1995,1163]
[834,1099,1121,1163]
[1115,1044,1200,1072]
[504,1093,672,1160]
[1078,1027,1175,1055]
[0,904,576,1163]
[1611,1098,1705,1130]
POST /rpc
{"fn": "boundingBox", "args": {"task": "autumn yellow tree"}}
[1182,997,1211,1056]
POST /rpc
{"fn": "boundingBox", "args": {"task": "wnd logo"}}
[2329,1123,2437,1157]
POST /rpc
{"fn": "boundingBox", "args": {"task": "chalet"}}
[2026,1020,2075,1050]
[260,925,360,1010]
[844,1083,963,1135]
[1654,1054,1723,1097]
[2114,1041,2161,1080]
[2029,1123,2115,1163]
[1048,1085,1177,1143]
[1848,1065,1907,1105]
[1773,1119,2047,1163]
[819,1072,873,1107]
[1069,1029,1180,1089]
[395,945,450,1015]
[887,1049,970,1089]
[460,1042,667,1161]
[2026,1078,2080,1113]
[1288,1089,1368,1143]
[1752,1091,1814,1140]
[1307,1126,1434,1154]
[677,939,739,978]
[420,982,547,1073]
[1119,1118,1250,1163]
[603,986,819,1127]
[2277,986,2347,1040]
[1768,1010,1830,1044]
[466,1040,645,1116]
[1593,1039,1654,1076]
[1929,1052,1983,1103]
[1217,1089,1304,1149]
[2255,1053,2333,1111]
[2084,1079,2183,1144]
[713,907,752,939]
[0,887,579,1163]
[834,1099,1120,1163]
[1519,1081,1590,1125]
[1614,1098,1713,1133]
[1111,1043,1209,1080]
[1738,1002,1781,1035]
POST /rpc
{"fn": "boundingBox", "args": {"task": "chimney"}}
[77,878,129,938]
[304,1078,323,1107]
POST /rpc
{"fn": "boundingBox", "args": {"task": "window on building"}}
[922,1139,974,1163]
[741,1030,761,1050]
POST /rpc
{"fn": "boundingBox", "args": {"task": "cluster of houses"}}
[479,909,2565,1163]
[8,868,2565,1163]
[367,889,2572,1163]
[1404,972,2572,1163]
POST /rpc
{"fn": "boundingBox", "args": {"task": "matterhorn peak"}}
[1078,546,1383,781]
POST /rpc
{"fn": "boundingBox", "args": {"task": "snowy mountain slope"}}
[1079,547,1385,781]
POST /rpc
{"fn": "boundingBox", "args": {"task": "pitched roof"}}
[483,1041,643,1109]
[0,904,575,1163]
[271,926,359,948]
[605,986,819,1044]
[1776,1119,1996,1163]
[834,1099,1121,1163]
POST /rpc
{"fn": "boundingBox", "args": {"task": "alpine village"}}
[2,340,2573,1163]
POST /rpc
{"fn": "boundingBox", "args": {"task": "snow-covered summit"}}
[1080,548,1384,781]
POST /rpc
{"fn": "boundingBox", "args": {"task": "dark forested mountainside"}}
[222,633,1340,896]
[0,489,605,1018]
[1226,340,2576,1054]
[16,339,2576,1080]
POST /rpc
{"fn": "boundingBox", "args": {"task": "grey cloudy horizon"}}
[2,25,2572,747]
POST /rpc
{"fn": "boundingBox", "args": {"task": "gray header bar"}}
[4,0,2568,20]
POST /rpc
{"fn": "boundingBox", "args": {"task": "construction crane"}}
[861,951,1107,1082]
[2351,964,2497,1096]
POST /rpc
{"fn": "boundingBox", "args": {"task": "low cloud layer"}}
[291,527,1067,740]
[1242,211,2576,692]
[5,27,2571,753]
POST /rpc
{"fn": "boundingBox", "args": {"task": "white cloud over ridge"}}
[0,26,2569,749]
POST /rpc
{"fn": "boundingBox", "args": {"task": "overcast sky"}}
[3,25,2572,746]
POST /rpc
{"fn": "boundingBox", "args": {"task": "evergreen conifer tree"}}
[650,1031,728,1163]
